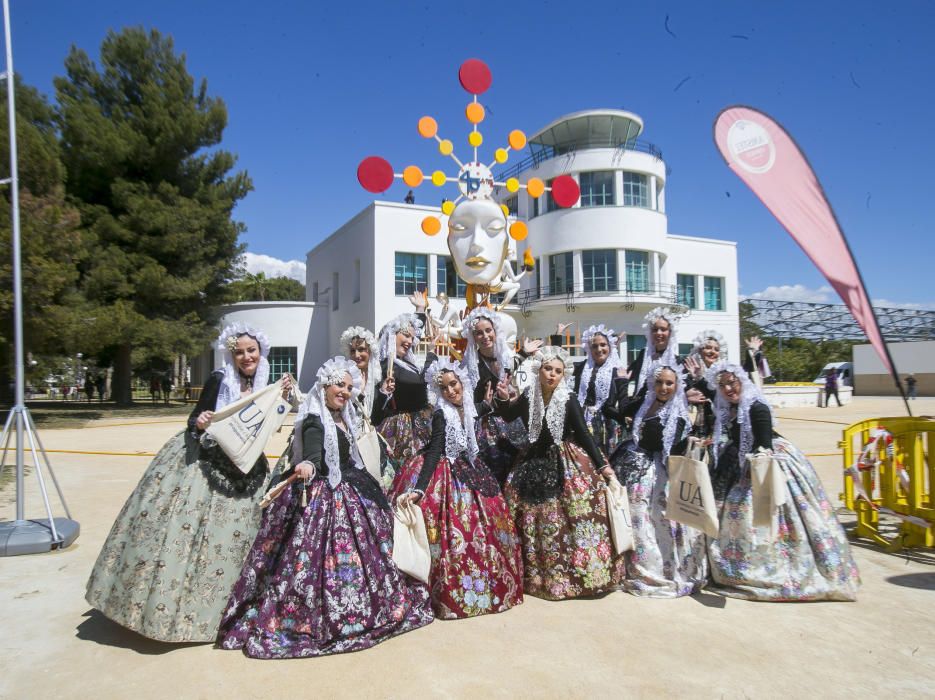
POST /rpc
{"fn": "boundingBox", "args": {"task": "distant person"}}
[825,368,842,407]
[150,374,160,404]
[183,380,192,402]
[905,374,917,400]
[84,375,95,403]
[742,336,771,387]
[95,374,106,403]
[404,189,415,204]
[161,375,173,404]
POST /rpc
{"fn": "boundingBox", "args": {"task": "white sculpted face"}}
[447,199,508,286]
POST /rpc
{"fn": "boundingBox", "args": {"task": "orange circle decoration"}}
[468,131,483,147]
[526,177,545,198]
[418,116,438,138]
[421,216,442,235]
[509,221,528,241]
[508,130,527,150]
[438,139,454,156]
[505,177,520,193]
[465,102,485,124]
[431,170,447,186]
[402,166,424,187]
[441,200,455,216]
[500,203,510,217]
[494,148,508,164]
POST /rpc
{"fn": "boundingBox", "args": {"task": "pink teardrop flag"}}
[713,105,909,413]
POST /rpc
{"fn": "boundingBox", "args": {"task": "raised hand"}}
[408,289,428,312]
[522,337,544,355]
[685,388,707,405]
[746,335,763,351]
[555,322,573,335]
[616,367,631,380]
[684,356,703,379]
[495,376,512,401]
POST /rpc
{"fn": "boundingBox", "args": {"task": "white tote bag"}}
[747,451,788,537]
[392,501,431,584]
[353,399,383,483]
[204,379,291,474]
[666,442,719,537]
[605,477,634,555]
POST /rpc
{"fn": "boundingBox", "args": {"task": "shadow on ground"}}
[76,609,208,655]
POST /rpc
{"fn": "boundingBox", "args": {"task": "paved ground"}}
[1,397,933,699]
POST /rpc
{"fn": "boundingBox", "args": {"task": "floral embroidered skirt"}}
[85,431,268,642]
[378,406,434,465]
[392,453,523,619]
[475,413,527,485]
[217,468,433,658]
[611,443,708,598]
[707,437,860,602]
[503,442,625,601]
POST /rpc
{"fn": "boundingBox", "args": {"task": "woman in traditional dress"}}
[610,363,708,597]
[393,358,523,619]
[627,306,681,397]
[86,323,293,642]
[217,356,433,658]
[704,362,859,601]
[571,324,630,455]
[683,330,729,496]
[493,346,625,600]
[461,306,540,484]
[372,312,437,464]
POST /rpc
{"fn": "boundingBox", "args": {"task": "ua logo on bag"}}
[679,480,705,507]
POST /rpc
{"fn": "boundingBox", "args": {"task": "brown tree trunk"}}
[113,343,134,406]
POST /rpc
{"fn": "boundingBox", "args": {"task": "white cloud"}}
[745,284,834,303]
[871,298,935,310]
[241,252,306,283]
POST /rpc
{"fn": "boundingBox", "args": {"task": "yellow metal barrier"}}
[840,416,934,550]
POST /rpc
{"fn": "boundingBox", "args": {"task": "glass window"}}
[436,256,466,298]
[548,252,574,294]
[625,335,646,366]
[582,249,617,292]
[395,252,428,296]
[268,346,297,381]
[502,194,518,216]
[579,171,615,207]
[625,250,649,293]
[704,276,724,311]
[623,172,649,207]
[678,343,694,361]
[677,273,696,309]
[332,272,339,311]
[533,262,541,299]
[545,178,560,213]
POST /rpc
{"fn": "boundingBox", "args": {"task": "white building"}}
[202,109,739,383]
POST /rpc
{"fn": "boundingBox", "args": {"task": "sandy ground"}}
[0,397,933,699]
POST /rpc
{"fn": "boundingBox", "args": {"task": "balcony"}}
[516,281,683,315]
[496,139,663,182]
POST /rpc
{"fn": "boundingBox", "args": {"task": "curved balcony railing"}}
[516,281,682,315]
[496,139,663,182]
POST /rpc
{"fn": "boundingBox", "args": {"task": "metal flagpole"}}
[0,0,79,556]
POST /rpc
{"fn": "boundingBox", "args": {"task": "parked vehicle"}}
[814,362,853,388]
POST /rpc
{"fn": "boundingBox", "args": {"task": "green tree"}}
[55,28,251,404]
[0,81,84,401]
[227,272,305,302]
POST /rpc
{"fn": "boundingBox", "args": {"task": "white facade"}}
[853,340,934,396]
[204,108,739,385]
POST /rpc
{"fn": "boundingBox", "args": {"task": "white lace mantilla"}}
[213,322,272,411]
[631,361,690,458]
[462,307,513,388]
[705,361,773,466]
[425,358,479,462]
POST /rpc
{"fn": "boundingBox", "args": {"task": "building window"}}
[625,335,646,366]
[353,260,361,303]
[436,255,466,298]
[332,272,339,311]
[582,249,617,292]
[548,252,574,294]
[533,262,541,299]
[678,343,694,361]
[579,171,615,207]
[545,178,560,213]
[623,172,649,208]
[677,274,696,309]
[395,252,428,296]
[311,281,318,303]
[502,194,518,216]
[704,276,724,311]
[268,346,297,381]
[625,250,649,293]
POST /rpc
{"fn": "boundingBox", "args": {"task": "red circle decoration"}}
[458,59,492,95]
[551,175,580,208]
[357,156,394,193]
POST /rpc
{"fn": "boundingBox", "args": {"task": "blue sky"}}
[9,0,935,307]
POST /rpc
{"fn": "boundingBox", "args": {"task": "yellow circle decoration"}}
[506,177,520,193]
[402,166,423,187]
[418,116,438,138]
[422,216,442,235]
[509,221,528,241]
[527,177,545,198]
[468,131,483,147]
[508,130,527,150]
[441,200,455,216]
[500,203,510,217]
[432,170,447,186]
[495,148,508,164]
[465,102,485,124]
[439,139,453,155]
